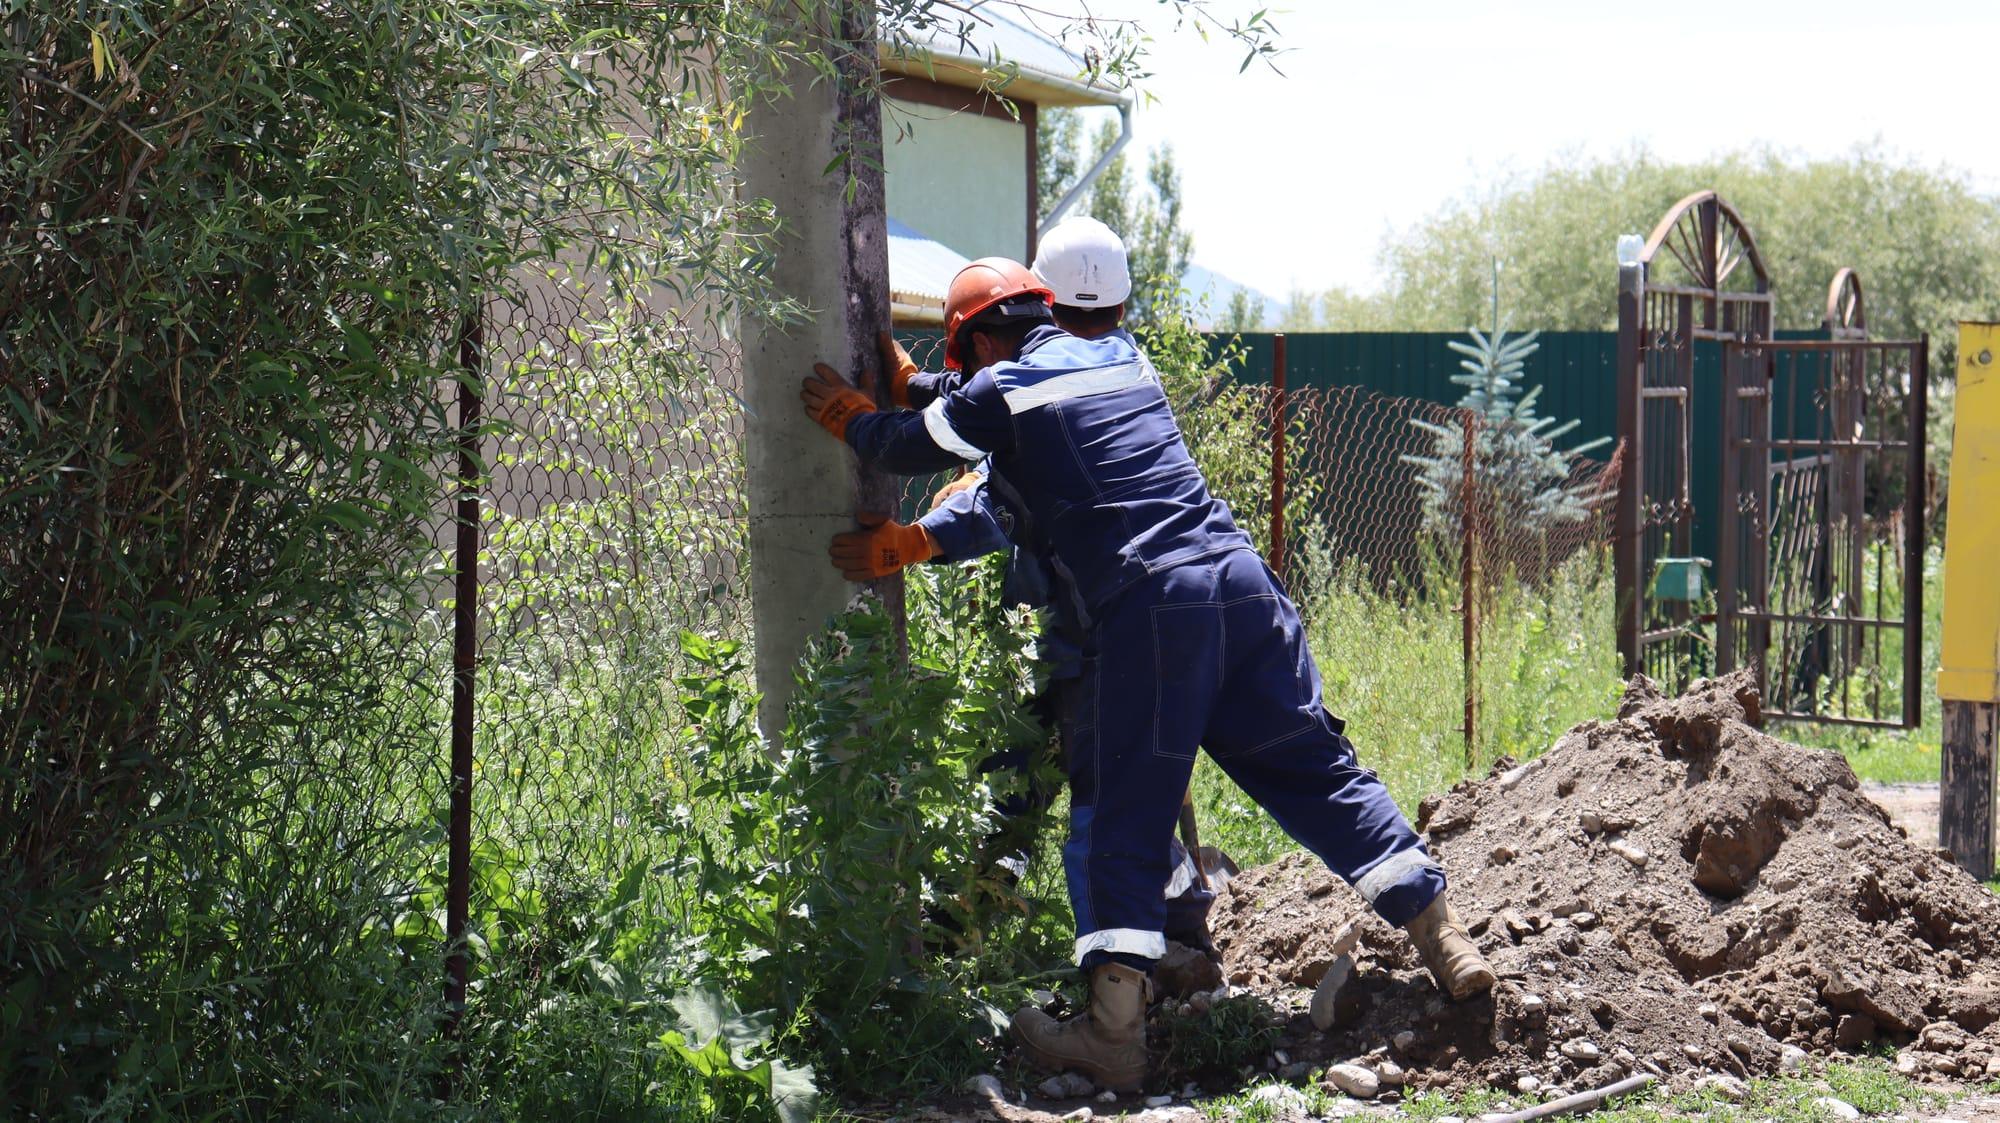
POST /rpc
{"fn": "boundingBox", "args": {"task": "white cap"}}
[1031,217,1131,309]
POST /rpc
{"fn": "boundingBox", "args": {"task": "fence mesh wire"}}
[892,332,963,518]
[1270,384,1621,593]
[453,289,748,1007]
[881,345,1621,596]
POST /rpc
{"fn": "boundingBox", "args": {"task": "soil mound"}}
[1206,672,2000,1095]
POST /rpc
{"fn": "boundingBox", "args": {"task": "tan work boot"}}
[1011,962,1152,1092]
[1403,896,1496,1000]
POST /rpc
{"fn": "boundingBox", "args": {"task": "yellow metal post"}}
[1938,323,2000,878]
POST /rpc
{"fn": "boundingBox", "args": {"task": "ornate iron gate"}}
[1615,191,1773,684]
[1716,335,1927,726]
[1616,193,1929,720]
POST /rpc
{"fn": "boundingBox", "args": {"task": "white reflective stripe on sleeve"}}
[1002,361,1148,414]
[1072,928,1168,965]
[1353,847,1442,907]
[922,397,985,461]
[1163,850,1199,900]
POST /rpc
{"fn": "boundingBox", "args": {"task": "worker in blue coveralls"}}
[798,238,1496,1091]
[844,219,1219,975]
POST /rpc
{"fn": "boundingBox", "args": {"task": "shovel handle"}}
[1177,786,1208,893]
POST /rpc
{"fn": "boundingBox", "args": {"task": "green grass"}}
[1194,549,1623,865]
[1813,734,1941,785]
[1394,1060,1939,1123]
[1406,1085,1509,1119]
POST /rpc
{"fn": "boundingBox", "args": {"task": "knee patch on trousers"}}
[1354,847,1447,928]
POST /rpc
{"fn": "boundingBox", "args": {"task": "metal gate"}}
[1615,191,1774,684]
[1616,194,1929,721]
[1716,335,1927,726]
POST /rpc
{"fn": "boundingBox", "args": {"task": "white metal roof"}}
[879,6,1129,109]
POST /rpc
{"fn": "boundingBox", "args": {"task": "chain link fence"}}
[440,290,749,1031]
[1265,380,1622,764]
[1274,383,1622,591]
[892,332,962,517]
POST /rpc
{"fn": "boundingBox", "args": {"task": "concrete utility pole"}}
[742,1,900,743]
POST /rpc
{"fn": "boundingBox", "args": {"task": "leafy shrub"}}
[2,1,779,1113]
[673,557,1058,1093]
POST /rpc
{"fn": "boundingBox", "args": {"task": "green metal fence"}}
[1219,331,1620,448]
[1215,330,1833,568]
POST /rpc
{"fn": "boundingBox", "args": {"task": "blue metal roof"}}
[888,217,970,311]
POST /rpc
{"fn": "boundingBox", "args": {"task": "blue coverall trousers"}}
[1063,547,1445,967]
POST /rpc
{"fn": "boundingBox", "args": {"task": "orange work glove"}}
[879,331,920,408]
[829,512,938,581]
[801,362,876,440]
[928,470,981,512]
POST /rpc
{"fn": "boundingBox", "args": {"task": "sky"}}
[1048,0,2000,299]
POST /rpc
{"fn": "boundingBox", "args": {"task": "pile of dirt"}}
[1205,672,2000,1097]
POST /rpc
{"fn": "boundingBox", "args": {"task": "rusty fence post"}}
[1461,409,1479,769]
[1614,262,1644,676]
[1269,333,1287,578]
[1904,335,1928,729]
[445,309,481,1051]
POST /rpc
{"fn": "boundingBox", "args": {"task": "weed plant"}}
[1153,994,1283,1082]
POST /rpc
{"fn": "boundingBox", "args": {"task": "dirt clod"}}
[1205,672,2000,1092]
[1155,942,1223,1000]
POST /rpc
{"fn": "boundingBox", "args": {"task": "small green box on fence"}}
[1651,557,1710,603]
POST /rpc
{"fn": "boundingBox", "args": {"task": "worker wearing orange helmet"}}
[800,228,1493,1092]
[854,222,1225,975]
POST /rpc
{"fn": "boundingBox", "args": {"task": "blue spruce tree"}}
[1402,272,1611,546]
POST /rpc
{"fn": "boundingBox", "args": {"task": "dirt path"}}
[1943,1091,2000,1123]
[1866,781,1941,851]
[929,1080,2000,1121]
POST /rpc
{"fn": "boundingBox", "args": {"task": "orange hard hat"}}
[943,257,1054,371]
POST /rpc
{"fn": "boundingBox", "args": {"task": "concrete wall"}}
[882,96,1027,262]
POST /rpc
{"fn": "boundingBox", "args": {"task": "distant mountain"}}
[1180,263,1284,331]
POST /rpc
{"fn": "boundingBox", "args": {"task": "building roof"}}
[887,218,968,325]
[879,6,1129,108]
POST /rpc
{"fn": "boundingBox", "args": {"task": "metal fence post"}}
[1905,335,1928,729]
[446,309,481,1045]
[1614,263,1644,676]
[1716,345,1739,676]
[1270,333,1288,578]
[1461,409,1478,768]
